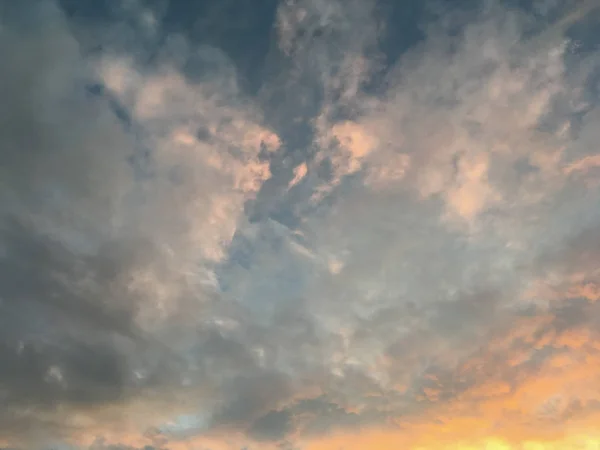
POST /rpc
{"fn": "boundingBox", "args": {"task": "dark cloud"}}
[0,2,184,443]
[0,0,127,402]
[213,371,295,428]
[248,409,292,441]
[89,438,162,450]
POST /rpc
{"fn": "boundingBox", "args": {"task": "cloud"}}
[1,0,600,449]
[0,0,280,446]
[0,3,146,442]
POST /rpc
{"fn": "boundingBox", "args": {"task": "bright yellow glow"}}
[305,435,600,450]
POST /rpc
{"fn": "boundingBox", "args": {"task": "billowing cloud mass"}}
[1,0,600,448]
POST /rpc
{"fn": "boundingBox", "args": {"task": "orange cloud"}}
[565,154,600,175]
[292,289,600,450]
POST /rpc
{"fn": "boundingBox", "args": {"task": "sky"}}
[1,0,600,449]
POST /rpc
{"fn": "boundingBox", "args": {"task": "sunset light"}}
[1,0,600,449]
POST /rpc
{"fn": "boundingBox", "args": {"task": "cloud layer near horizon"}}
[1,0,600,449]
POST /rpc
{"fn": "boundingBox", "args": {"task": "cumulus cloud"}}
[1,0,600,449]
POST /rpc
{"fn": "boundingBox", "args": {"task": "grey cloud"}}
[2,0,600,448]
[0,0,136,404]
[534,224,600,275]
[0,219,139,339]
[248,409,292,441]
[0,0,284,434]
[89,438,162,450]
[0,4,133,223]
[245,395,370,443]
[244,0,384,222]
[0,1,190,442]
[253,0,600,435]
